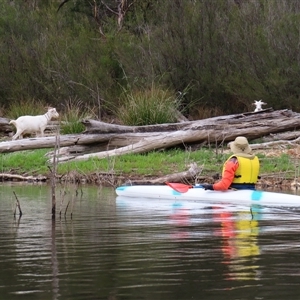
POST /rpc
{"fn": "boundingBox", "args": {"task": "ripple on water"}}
[1,185,300,299]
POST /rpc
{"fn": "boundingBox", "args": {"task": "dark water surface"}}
[1,183,300,300]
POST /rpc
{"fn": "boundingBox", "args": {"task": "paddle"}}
[166,182,204,193]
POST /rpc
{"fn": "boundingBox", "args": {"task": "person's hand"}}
[202,184,214,190]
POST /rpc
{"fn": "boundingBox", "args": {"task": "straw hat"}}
[229,136,252,154]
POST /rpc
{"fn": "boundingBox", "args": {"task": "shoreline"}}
[1,171,299,192]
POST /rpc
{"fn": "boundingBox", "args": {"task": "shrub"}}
[7,99,46,119]
[60,99,96,134]
[117,87,180,125]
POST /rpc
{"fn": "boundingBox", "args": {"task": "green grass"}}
[258,153,297,176]
[0,148,298,181]
[117,87,180,126]
[0,149,50,175]
[55,148,228,177]
[60,99,96,134]
[6,97,97,136]
[7,99,46,119]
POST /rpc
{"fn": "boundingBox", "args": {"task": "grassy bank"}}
[0,148,298,186]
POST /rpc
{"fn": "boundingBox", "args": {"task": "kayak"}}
[115,182,300,207]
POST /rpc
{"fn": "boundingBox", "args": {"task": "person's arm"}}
[213,158,239,191]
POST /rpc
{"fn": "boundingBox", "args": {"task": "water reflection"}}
[1,183,300,299]
[117,197,264,280]
[213,205,262,281]
[51,219,59,300]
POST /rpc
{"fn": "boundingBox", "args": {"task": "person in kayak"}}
[202,136,260,191]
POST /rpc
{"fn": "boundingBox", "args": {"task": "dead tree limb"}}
[13,191,22,217]
[123,163,203,185]
[251,137,300,149]
[52,109,300,163]
[2,109,300,163]
[0,173,47,181]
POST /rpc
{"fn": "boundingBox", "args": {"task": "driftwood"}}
[123,163,203,185]
[82,108,275,134]
[13,191,23,217]
[0,133,158,153]
[0,117,13,135]
[54,109,300,163]
[251,136,300,150]
[0,173,47,181]
[261,131,300,142]
[1,109,300,165]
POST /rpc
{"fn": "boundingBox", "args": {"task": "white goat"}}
[9,107,59,140]
[253,100,267,112]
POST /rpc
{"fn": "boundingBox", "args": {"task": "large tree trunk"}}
[82,108,275,134]
[2,109,300,164]
[52,109,300,163]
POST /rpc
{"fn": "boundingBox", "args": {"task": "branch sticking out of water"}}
[13,191,22,217]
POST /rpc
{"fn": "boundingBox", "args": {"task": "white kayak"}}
[115,182,300,207]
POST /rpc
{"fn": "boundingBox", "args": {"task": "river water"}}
[1,183,300,300]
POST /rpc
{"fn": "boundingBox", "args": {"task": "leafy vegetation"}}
[7,99,46,119]
[118,87,179,125]
[0,149,50,174]
[0,148,298,182]
[1,1,300,185]
[60,99,96,134]
[1,0,300,124]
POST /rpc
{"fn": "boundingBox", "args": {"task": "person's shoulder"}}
[229,156,238,161]
[226,156,238,165]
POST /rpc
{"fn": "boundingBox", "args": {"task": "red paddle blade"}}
[166,182,193,193]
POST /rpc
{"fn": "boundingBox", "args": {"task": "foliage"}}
[60,98,96,134]
[116,0,300,114]
[259,153,296,174]
[0,1,121,115]
[1,0,300,122]
[0,149,50,175]
[117,87,180,125]
[0,148,298,181]
[7,99,46,119]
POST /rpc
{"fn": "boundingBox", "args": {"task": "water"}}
[1,183,300,300]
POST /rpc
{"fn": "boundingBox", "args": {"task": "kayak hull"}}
[115,185,300,207]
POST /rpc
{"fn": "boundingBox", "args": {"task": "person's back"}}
[202,137,260,191]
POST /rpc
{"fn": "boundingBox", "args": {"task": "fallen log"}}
[0,132,158,153]
[2,109,300,164]
[123,163,203,185]
[0,117,13,136]
[251,136,300,150]
[261,131,300,142]
[0,173,47,181]
[53,109,300,163]
[82,108,274,134]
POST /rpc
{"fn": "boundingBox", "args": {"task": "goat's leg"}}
[39,129,44,137]
[12,130,23,140]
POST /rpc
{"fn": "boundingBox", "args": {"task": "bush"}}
[60,99,96,134]
[7,99,46,119]
[117,87,180,125]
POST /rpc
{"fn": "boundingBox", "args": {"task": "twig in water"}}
[50,126,60,219]
[13,191,23,217]
[65,199,71,217]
